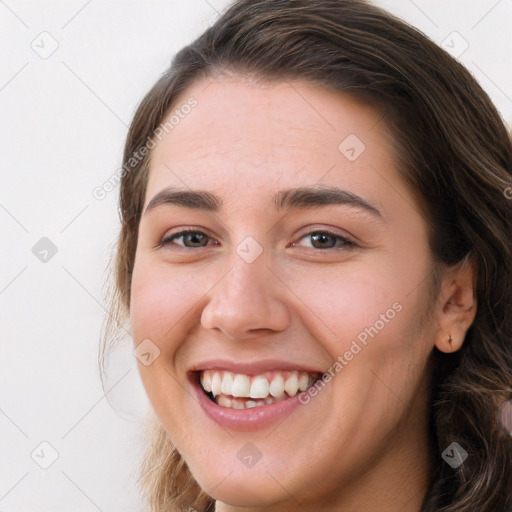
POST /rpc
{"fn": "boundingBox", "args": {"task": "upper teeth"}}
[200,370,315,399]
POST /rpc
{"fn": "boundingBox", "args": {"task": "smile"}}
[199,369,320,409]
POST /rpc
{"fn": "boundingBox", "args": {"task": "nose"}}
[200,248,291,340]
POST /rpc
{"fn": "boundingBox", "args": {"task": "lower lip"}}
[193,377,305,431]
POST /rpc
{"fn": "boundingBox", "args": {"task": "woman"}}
[101,0,512,510]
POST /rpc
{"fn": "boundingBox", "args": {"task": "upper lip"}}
[189,358,323,375]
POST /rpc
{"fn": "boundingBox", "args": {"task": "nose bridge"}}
[200,236,290,339]
[223,258,265,308]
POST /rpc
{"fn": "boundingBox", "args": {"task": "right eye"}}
[160,229,218,249]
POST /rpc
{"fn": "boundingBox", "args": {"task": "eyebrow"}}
[144,186,383,219]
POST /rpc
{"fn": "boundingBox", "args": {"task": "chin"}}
[192,468,287,508]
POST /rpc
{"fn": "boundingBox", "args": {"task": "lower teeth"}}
[208,393,282,409]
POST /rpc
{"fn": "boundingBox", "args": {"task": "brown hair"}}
[100,1,512,510]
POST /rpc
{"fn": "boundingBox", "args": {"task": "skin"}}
[130,76,477,511]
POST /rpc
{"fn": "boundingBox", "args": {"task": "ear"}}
[434,255,477,353]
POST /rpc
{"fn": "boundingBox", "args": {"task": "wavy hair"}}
[100,1,512,510]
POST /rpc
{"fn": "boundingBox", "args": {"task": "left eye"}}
[293,231,356,250]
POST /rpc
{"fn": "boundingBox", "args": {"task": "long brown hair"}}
[100,1,512,510]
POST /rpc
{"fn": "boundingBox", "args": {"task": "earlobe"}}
[436,332,460,353]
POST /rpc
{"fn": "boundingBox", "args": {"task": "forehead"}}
[146,77,396,203]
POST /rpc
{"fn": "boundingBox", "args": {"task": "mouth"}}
[197,369,321,409]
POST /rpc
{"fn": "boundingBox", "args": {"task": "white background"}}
[1,1,511,510]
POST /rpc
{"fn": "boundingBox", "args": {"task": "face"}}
[130,77,438,510]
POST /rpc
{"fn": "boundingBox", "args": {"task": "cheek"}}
[284,259,420,347]
[281,253,433,393]
[130,260,202,345]
[129,259,206,439]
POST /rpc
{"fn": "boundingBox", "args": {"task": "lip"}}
[189,358,323,375]
[190,371,312,431]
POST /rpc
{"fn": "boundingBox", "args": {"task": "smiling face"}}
[130,76,439,510]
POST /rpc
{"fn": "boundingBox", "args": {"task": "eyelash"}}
[159,228,357,251]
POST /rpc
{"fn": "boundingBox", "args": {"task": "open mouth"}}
[197,369,321,409]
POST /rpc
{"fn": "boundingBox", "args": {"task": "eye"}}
[160,229,217,249]
[292,230,356,250]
